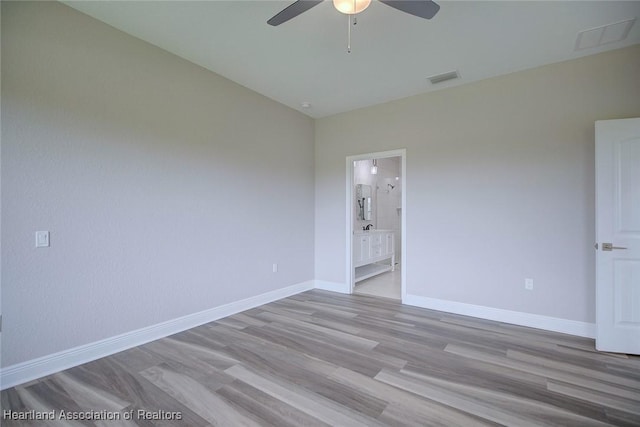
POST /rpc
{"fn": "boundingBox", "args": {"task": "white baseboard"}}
[313,280,349,294]
[1,280,314,390]
[403,294,596,339]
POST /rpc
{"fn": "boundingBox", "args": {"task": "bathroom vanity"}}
[353,230,395,282]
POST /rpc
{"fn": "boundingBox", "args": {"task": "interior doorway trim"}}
[346,149,407,301]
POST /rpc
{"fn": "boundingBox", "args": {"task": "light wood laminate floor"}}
[3,290,640,426]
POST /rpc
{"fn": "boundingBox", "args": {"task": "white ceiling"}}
[63,1,640,118]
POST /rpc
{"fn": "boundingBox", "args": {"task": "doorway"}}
[346,149,406,301]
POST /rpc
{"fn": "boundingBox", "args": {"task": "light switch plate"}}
[525,278,534,290]
[35,231,50,247]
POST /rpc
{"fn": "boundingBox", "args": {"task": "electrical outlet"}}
[525,278,534,291]
[272,263,278,273]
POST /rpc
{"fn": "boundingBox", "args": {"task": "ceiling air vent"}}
[427,70,460,85]
[575,18,636,50]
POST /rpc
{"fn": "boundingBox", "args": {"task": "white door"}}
[595,118,640,354]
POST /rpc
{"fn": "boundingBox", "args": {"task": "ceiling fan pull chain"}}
[346,0,357,52]
[347,14,352,53]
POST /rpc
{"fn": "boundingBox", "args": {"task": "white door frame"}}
[346,149,407,300]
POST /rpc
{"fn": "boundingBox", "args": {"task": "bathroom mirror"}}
[356,184,372,221]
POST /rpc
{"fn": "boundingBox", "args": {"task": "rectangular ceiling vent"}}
[575,18,636,51]
[427,70,460,85]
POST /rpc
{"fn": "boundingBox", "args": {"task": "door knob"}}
[602,243,627,251]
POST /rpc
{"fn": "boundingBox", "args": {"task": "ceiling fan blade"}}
[267,0,323,26]
[379,0,440,20]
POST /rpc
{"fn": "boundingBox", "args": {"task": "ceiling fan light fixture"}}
[333,0,371,15]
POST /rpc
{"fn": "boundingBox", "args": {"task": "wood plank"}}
[140,363,262,426]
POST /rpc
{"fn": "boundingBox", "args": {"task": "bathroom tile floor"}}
[354,267,401,300]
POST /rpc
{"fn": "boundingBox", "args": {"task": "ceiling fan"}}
[267,0,440,26]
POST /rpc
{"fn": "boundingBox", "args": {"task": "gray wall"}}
[315,45,640,323]
[1,1,315,367]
